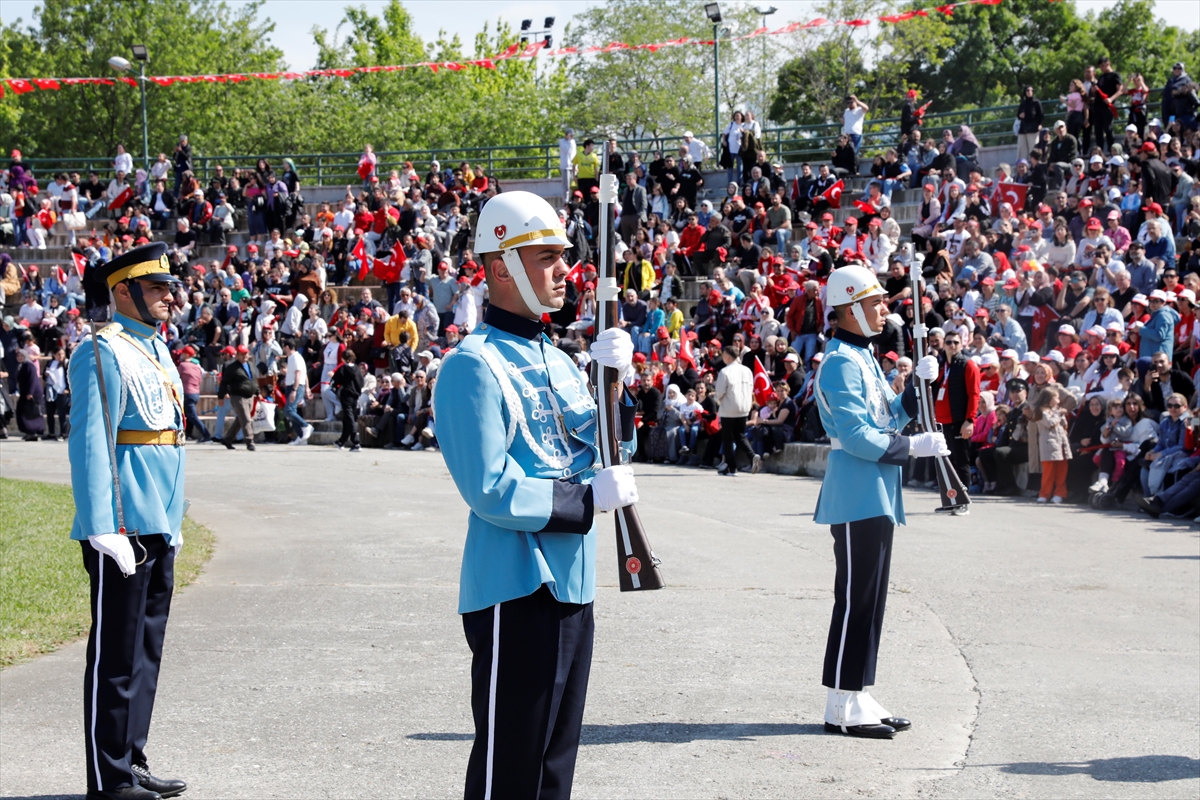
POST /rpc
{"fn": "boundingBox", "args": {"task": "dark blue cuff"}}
[540,481,594,535]
[901,384,919,418]
[618,393,637,443]
[879,433,911,466]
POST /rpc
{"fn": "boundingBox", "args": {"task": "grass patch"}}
[0,478,215,668]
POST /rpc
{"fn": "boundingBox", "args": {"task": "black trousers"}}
[81,534,175,793]
[462,586,594,800]
[823,516,894,692]
[947,424,971,487]
[338,397,360,446]
[720,415,754,473]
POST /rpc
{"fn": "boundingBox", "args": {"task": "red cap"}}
[220,346,237,356]
[182,346,196,357]
[806,221,818,229]
[708,338,723,348]
[445,324,459,333]
[248,244,259,252]
[967,184,979,192]
[981,277,995,286]
[975,308,990,317]
[1140,141,1159,153]
[227,245,238,253]
[822,212,834,220]
[583,280,595,290]
[882,351,899,362]
[1078,198,1093,208]
[906,89,918,98]
[67,308,81,317]
[1017,244,1031,252]
[193,264,207,275]
[754,202,765,208]
[632,352,647,364]
[1086,217,1102,229]
[1037,204,1052,214]
[1004,278,1020,289]
[868,218,882,227]
[657,325,670,339]
[1143,202,1163,214]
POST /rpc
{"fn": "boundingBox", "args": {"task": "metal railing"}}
[16,90,1162,185]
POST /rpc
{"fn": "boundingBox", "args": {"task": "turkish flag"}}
[1030,304,1060,353]
[565,260,584,292]
[107,185,133,210]
[997,182,1028,211]
[357,160,373,180]
[374,243,405,284]
[752,356,776,407]
[819,179,844,209]
[679,331,697,370]
[71,251,88,276]
[55,266,68,285]
[352,236,368,281]
[6,78,35,95]
[852,199,878,216]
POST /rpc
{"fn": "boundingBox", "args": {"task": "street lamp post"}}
[705,4,722,152]
[108,45,151,173]
[753,6,777,121]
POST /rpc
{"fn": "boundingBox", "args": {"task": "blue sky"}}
[2,0,1197,71]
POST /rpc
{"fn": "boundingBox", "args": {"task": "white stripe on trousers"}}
[484,602,500,800]
[89,552,105,790]
[834,522,852,693]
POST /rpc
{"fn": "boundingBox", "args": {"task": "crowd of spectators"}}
[2,56,1200,518]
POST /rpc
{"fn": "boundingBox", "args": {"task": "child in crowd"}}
[1092,398,1132,492]
[1032,386,1071,503]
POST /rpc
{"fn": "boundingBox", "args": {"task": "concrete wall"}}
[762,442,830,478]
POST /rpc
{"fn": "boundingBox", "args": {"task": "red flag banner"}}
[819,180,845,210]
[71,251,88,276]
[0,1,1003,94]
[997,182,1028,210]
[852,199,878,215]
[107,185,133,211]
[352,236,369,281]
[752,357,776,407]
[565,260,584,292]
[678,331,697,370]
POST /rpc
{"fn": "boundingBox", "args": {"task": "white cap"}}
[969,355,982,365]
[417,350,434,359]
[783,353,799,363]
[1105,321,1124,331]
[1022,351,1040,363]
[981,352,999,366]
[1150,289,1169,301]
[929,327,945,337]
[1110,155,1125,166]
[1108,187,1122,200]
[810,352,824,363]
[1125,123,1138,133]
[1045,350,1065,363]
[1133,293,1149,305]
[683,130,694,138]
[1001,348,1019,360]
[1101,344,1120,355]
[1089,154,1104,164]
[1158,133,1172,144]
[1087,325,1106,337]
[1058,323,1076,335]
[1150,117,1162,127]
[1179,289,1196,303]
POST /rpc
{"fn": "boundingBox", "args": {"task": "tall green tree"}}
[0,0,288,160]
[1092,0,1200,90]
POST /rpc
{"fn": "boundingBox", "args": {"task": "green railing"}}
[17,90,1161,184]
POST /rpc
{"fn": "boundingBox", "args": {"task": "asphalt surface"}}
[1,439,1197,799]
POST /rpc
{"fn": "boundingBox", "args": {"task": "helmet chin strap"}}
[501,249,556,316]
[850,303,880,338]
[125,280,158,326]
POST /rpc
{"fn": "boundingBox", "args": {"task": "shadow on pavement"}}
[581,722,824,744]
[1143,555,1200,560]
[997,755,1199,782]
[407,722,823,746]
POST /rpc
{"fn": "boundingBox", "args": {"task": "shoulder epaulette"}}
[95,322,124,339]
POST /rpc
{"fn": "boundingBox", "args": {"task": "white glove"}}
[591,328,634,384]
[909,431,951,457]
[914,355,939,381]
[175,542,182,558]
[592,465,639,512]
[89,533,137,577]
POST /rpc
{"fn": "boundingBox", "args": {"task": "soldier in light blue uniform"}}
[435,191,637,799]
[69,242,189,800]
[814,265,947,740]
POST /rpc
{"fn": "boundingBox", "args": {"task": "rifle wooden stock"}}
[594,160,665,592]
[909,257,972,514]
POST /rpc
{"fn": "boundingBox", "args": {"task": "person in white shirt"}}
[19,295,46,327]
[333,200,355,232]
[281,339,313,444]
[842,96,870,153]
[558,127,577,202]
[113,144,134,178]
[714,345,758,475]
[150,152,170,183]
[280,293,307,339]
[682,130,711,167]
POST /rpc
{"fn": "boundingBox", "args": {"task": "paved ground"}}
[1,439,1197,799]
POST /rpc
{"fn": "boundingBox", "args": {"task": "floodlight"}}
[107,56,132,72]
[544,17,555,28]
[704,3,722,22]
[521,19,532,31]
[131,44,149,61]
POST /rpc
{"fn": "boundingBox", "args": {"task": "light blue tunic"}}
[814,333,914,526]
[68,313,186,545]
[435,315,603,614]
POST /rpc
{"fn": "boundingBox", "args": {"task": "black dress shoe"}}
[880,716,912,732]
[86,785,162,800]
[132,762,187,798]
[246,443,256,451]
[824,721,897,739]
[1137,495,1164,518]
[222,440,235,450]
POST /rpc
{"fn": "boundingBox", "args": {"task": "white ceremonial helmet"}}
[826,265,887,337]
[474,191,573,315]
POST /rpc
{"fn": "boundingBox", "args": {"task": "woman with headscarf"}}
[661,383,688,463]
[281,158,302,229]
[949,125,981,175]
[15,348,45,441]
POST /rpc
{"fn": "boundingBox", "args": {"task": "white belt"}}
[829,438,842,450]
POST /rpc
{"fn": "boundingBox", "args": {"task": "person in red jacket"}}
[932,330,981,489]
[675,212,706,275]
[786,280,824,363]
